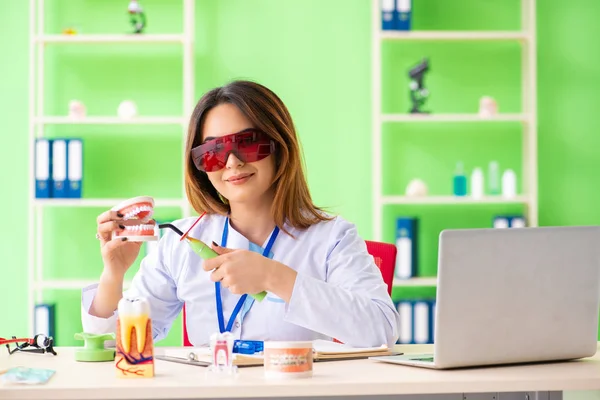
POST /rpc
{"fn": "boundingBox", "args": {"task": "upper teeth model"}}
[118,297,151,354]
[111,196,158,242]
[112,196,155,222]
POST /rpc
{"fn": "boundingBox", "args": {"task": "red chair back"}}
[183,306,192,346]
[365,240,396,296]
[182,240,397,346]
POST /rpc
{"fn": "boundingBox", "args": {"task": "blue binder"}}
[394,217,418,279]
[428,299,436,344]
[34,138,52,198]
[67,139,83,198]
[493,215,510,228]
[413,299,430,344]
[51,139,68,198]
[381,0,395,30]
[395,0,412,30]
[493,215,527,228]
[396,299,436,344]
[509,215,526,228]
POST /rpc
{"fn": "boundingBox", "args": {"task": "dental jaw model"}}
[111,196,158,242]
[115,297,154,378]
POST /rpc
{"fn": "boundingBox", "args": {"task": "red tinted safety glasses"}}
[191,129,275,172]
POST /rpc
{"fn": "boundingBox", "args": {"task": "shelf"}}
[28,0,196,341]
[34,198,186,208]
[393,277,437,287]
[382,113,528,123]
[36,34,185,44]
[34,279,133,290]
[35,116,187,125]
[380,30,529,41]
[382,195,528,205]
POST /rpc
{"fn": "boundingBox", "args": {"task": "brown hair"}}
[184,80,332,233]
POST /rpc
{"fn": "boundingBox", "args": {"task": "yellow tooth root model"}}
[115,297,154,378]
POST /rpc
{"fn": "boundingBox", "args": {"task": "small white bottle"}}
[470,167,484,199]
[502,169,517,198]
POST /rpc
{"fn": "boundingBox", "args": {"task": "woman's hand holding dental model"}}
[96,210,146,278]
[206,243,298,303]
[90,210,144,318]
[91,197,157,318]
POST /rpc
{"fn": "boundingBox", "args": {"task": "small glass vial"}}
[488,161,500,195]
[453,162,467,196]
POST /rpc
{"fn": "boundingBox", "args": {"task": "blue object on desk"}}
[233,340,263,354]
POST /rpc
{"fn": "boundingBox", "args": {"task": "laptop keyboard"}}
[411,356,434,362]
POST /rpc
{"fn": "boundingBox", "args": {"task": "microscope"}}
[408,58,430,114]
[128,0,146,34]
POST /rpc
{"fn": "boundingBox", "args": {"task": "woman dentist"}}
[82,80,401,348]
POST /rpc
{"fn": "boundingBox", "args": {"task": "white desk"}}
[2,344,600,400]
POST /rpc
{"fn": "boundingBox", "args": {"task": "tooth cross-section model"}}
[115,297,154,378]
[111,196,159,242]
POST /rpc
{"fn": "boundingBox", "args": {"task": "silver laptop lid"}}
[434,226,600,368]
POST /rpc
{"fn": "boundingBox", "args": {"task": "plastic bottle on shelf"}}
[470,167,484,199]
[502,169,517,198]
[453,162,467,196]
[488,161,500,195]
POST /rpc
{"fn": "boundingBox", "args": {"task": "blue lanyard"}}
[215,218,280,333]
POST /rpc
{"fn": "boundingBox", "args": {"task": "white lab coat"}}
[81,213,401,347]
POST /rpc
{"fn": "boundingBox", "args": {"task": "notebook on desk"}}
[371,226,600,370]
[312,340,398,361]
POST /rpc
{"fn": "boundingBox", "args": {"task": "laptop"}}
[372,226,600,369]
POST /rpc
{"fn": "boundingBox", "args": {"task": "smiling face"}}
[185,80,331,231]
[200,103,276,206]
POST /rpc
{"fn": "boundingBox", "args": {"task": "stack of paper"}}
[312,340,398,361]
